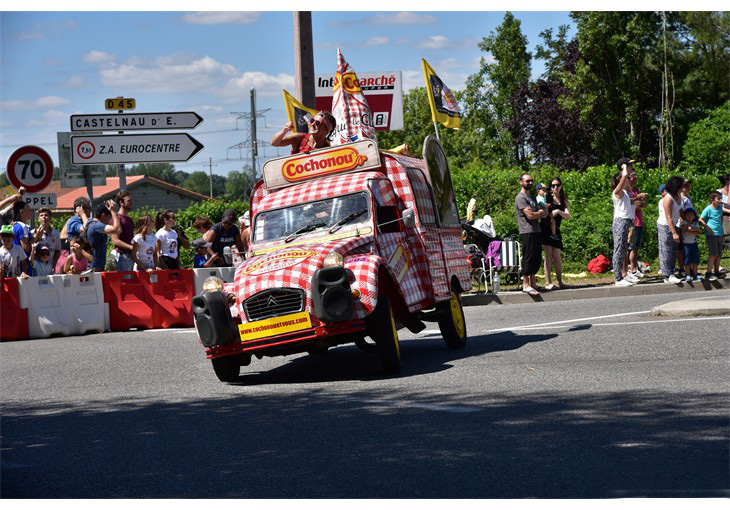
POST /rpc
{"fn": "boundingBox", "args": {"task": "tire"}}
[211,356,240,382]
[366,294,401,373]
[437,291,467,349]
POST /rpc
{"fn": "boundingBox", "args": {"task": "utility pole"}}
[207,157,217,199]
[250,89,257,181]
[229,89,270,177]
[294,11,315,108]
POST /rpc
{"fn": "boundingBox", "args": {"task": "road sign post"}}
[5,145,54,193]
[70,133,204,165]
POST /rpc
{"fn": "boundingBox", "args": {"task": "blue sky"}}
[2,10,580,179]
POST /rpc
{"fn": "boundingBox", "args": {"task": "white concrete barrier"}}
[18,276,72,339]
[192,267,236,295]
[52,273,106,335]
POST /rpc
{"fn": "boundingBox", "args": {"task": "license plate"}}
[238,311,312,342]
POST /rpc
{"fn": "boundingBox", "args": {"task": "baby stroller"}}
[462,198,522,293]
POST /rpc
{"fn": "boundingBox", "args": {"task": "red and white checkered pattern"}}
[331,49,376,145]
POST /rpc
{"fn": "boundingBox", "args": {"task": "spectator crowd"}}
[513,162,730,295]
[0,189,251,279]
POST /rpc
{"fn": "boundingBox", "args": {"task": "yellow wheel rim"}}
[389,305,400,360]
[450,292,465,338]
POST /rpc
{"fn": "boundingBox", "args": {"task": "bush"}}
[682,101,730,173]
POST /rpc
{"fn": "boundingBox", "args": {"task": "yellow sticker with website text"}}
[238,312,312,342]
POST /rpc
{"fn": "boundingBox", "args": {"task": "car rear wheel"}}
[366,294,401,373]
[437,291,467,349]
[211,356,240,382]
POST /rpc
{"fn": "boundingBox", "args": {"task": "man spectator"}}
[63,196,92,249]
[85,200,121,271]
[32,207,62,269]
[111,190,136,271]
[204,209,245,267]
[515,173,547,296]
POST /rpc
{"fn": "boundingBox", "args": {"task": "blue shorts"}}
[682,242,699,265]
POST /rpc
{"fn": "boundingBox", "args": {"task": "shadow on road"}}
[2,384,727,498]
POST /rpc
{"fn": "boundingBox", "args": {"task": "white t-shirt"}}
[155,228,178,258]
[612,190,635,220]
[657,195,681,226]
[31,227,62,260]
[133,233,157,270]
[0,243,27,277]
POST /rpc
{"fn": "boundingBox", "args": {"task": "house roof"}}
[41,175,212,211]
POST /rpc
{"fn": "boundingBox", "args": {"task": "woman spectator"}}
[541,177,570,290]
[612,159,637,287]
[657,176,685,284]
[271,111,336,154]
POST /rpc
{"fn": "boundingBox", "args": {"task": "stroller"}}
[462,199,522,293]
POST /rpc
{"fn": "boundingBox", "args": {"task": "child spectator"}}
[0,224,29,278]
[626,171,648,279]
[679,209,702,282]
[11,201,32,261]
[192,238,218,268]
[29,242,54,276]
[131,215,160,272]
[86,200,121,272]
[32,207,62,269]
[156,210,189,269]
[536,183,560,242]
[699,191,726,281]
[61,236,92,275]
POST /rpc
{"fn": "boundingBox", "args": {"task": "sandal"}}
[522,287,540,296]
[544,283,556,291]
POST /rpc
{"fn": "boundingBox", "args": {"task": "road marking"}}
[515,316,730,330]
[487,310,649,332]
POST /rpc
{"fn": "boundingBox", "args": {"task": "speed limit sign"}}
[5,145,54,193]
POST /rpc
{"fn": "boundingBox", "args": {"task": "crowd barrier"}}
[2,267,238,341]
[1,278,28,341]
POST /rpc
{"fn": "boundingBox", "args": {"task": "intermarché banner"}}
[316,71,403,131]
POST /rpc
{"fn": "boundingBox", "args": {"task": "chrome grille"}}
[243,288,305,322]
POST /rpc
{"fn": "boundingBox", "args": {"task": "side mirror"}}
[402,208,416,228]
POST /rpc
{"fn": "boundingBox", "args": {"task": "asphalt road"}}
[2,291,729,498]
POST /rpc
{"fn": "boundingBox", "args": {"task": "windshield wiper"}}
[329,208,368,234]
[285,221,326,243]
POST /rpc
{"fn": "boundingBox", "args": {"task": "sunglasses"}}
[524,179,534,183]
[308,118,322,127]
[551,183,561,187]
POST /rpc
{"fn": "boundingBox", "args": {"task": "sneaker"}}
[708,274,718,282]
[630,270,646,279]
[685,275,692,282]
[678,270,686,279]
[716,272,726,279]
[664,275,682,284]
[694,275,703,281]
[615,279,634,287]
[624,272,639,283]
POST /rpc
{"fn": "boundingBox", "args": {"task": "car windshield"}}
[253,192,371,243]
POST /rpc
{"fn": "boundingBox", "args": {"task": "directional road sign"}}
[70,112,204,132]
[5,145,54,193]
[70,133,204,165]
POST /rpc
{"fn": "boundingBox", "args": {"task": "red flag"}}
[331,49,376,145]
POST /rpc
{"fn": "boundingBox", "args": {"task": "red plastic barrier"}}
[148,270,194,328]
[102,271,156,331]
[0,278,29,341]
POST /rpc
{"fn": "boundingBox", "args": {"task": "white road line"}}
[515,316,730,330]
[487,310,649,333]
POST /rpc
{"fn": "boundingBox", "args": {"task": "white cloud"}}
[364,36,389,47]
[367,12,437,25]
[62,75,87,88]
[402,69,468,92]
[26,109,69,127]
[0,96,71,110]
[182,12,261,25]
[97,53,292,100]
[83,51,116,64]
[417,35,451,50]
[12,21,78,41]
[402,70,423,91]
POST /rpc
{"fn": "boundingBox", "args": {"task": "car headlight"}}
[323,252,344,267]
[202,276,225,293]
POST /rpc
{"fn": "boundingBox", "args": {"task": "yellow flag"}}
[422,59,461,129]
[283,89,319,134]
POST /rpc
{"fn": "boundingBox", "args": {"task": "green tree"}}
[682,100,730,172]
[225,168,256,200]
[471,11,532,166]
[127,163,189,186]
[376,87,434,155]
[182,171,226,198]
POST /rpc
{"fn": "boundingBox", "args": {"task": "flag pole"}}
[433,121,441,142]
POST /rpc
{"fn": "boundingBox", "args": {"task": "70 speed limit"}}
[5,145,54,193]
